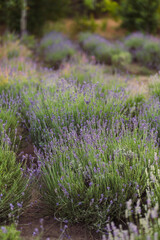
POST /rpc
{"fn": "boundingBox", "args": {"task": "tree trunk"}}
[20,0,27,37]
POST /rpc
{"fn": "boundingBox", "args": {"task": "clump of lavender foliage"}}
[39,31,76,66]
[124,32,160,69]
[2,32,160,239]
[78,32,131,67]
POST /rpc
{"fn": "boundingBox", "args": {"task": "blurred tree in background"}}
[0,0,160,35]
[0,0,21,32]
[81,0,119,17]
[0,0,120,34]
[120,0,160,33]
[97,0,119,18]
[0,0,71,35]
[27,0,71,34]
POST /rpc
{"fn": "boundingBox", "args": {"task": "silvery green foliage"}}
[39,31,76,65]
[78,32,132,66]
[124,33,160,69]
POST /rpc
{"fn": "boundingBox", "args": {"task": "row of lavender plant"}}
[0,34,34,238]
[0,91,30,225]
[39,31,76,67]
[78,32,131,68]
[1,33,160,239]
[78,32,160,70]
[19,61,160,236]
[124,33,160,70]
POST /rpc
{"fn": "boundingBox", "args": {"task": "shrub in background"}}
[78,32,93,45]
[120,0,160,33]
[39,123,158,230]
[124,32,145,59]
[0,33,32,62]
[124,33,160,69]
[136,40,160,69]
[39,31,76,66]
[111,51,132,68]
[7,49,19,59]
[78,32,131,66]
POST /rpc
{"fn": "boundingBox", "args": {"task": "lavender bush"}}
[39,122,158,230]
[78,32,131,67]
[39,31,76,66]
[124,32,145,59]
[21,72,160,232]
[0,92,29,223]
[124,33,160,69]
[0,137,30,223]
[79,32,160,70]
[2,32,160,239]
[22,81,132,146]
[20,69,160,233]
[0,36,36,226]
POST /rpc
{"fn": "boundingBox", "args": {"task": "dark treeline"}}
[0,0,159,35]
[0,0,120,35]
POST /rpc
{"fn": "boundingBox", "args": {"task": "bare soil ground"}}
[18,190,100,240]
[19,208,100,240]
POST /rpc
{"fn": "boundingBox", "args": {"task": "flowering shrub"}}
[2,33,160,238]
[22,81,131,146]
[39,31,76,66]
[0,38,35,226]
[124,33,145,54]
[0,139,29,223]
[79,32,160,70]
[20,66,160,232]
[136,40,160,69]
[78,32,131,66]
[0,92,29,223]
[111,51,132,68]
[39,124,158,230]
[124,33,160,69]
